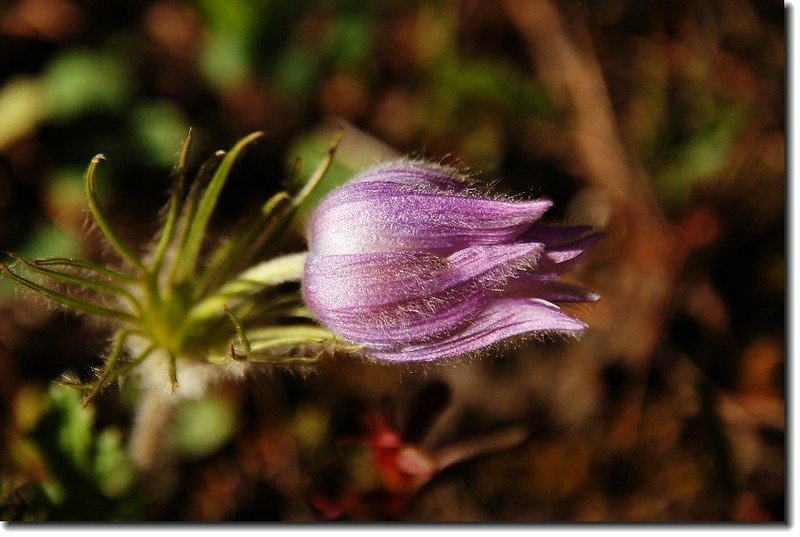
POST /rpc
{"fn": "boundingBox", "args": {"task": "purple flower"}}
[302,160,601,362]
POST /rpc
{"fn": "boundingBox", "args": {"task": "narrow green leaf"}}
[10,254,142,313]
[189,252,307,322]
[167,150,226,287]
[247,131,342,262]
[281,305,315,319]
[249,338,359,355]
[84,155,147,274]
[57,374,93,389]
[227,299,313,327]
[82,329,133,408]
[287,156,303,186]
[195,190,291,297]
[29,257,136,283]
[1,263,136,321]
[211,294,308,327]
[224,306,250,354]
[247,337,338,355]
[291,129,342,208]
[172,131,265,283]
[247,355,320,365]
[232,191,296,274]
[151,128,193,274]
[114,343,157,379]
[245,324,334,341]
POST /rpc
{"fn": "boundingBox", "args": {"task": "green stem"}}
[167,352,178,393]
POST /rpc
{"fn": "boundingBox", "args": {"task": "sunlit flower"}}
[303,160,601,362]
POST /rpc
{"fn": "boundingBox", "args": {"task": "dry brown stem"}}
[503,0,687,451]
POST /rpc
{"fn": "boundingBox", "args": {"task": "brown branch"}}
[503,0,687,451]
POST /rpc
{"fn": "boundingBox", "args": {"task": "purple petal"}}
[310,180,552,255]
[504,277,601,303]
[537,232,604,273]
[301,159,602,362]
[351,160,475,194]
[519,224,595,247]
[367,298,588,362]
[303,243,543,345]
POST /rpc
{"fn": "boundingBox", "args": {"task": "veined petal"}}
[519,224,595,247]
[351,160,475,193]
[504,276,601,303]
[303,243,543,345]
[537,232,604,273]
[310,180,552,255]
[301,158,601,363]
[368,298,588,362]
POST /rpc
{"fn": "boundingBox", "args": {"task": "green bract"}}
[1,130,356,407]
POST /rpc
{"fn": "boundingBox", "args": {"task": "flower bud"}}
[303,160,601,362]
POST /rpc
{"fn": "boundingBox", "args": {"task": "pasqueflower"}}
[303,160,601,362]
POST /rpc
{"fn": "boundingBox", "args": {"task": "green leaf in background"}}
[435,58,550,119]
[20,384,140,520]
[23,220,83,258]
[130,103,190,167]
[286,126,399,225]
[202,33,252,89]
[655,104,749,205]
[48,384,94,472]
[198,0,261,88]
[47,168,87,216]
[329,14,373,69]
[0,51,134,150]
[169,394,237,459]
[93,429,135,498]
[273,47,322,100]
[0,77,49,150]
[41,51,132,120]
[0,218,84,301]
[293,403,330,449]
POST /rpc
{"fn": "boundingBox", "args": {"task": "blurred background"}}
[0,0,784,522]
